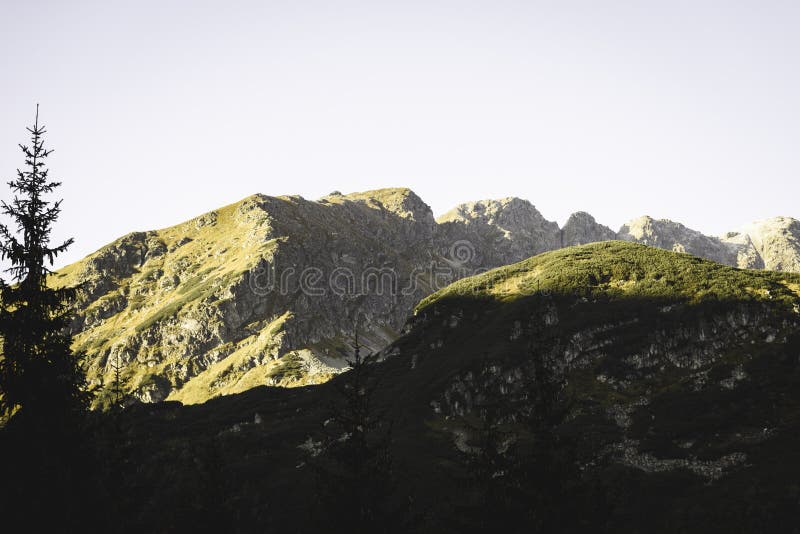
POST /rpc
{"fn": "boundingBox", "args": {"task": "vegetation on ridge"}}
[418,240,800,310]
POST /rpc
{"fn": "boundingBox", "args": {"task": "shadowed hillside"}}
[23,242,800,532]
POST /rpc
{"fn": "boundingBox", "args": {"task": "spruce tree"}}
[312,319,398,532]
[0,105,88,424]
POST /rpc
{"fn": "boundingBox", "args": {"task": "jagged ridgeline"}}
[51,188,800,408]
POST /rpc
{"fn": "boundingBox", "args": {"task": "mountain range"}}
[65,241,800,532]
[53,188,800,406]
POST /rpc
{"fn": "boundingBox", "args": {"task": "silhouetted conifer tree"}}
[0,107,93,532]
[0,105,88,424]
[312,318,400,533]
[108,352,125,409]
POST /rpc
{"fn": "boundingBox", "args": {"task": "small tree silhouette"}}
[110,353,125,409]
[0,105,88,424]
[312,317,399,532]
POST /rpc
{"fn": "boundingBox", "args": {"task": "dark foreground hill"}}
[5,242,800,532]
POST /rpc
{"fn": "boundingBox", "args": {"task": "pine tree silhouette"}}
[0,105,88,424]
[312,317,399,533]
[0,106,95,532]
[110,352,124,409]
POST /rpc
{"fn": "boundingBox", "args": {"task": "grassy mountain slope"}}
[53,196,283,406]
[53,189,445,407]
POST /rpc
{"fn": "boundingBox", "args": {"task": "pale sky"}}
[2,0,799,269]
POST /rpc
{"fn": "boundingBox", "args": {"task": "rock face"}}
[617,215,800,271]
[718,231,765,270]
[561,211,616,247]
[436,197,561,267]
[56,188,800,406]
[733,217,800,272]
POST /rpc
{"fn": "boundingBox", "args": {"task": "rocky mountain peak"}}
[436,197,561,264]
[333,188,436,227]
[617,215,668,244]
[561,211,616,247]
[437,197,544,227]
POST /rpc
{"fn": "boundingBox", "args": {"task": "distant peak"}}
[324,187,435,224]
[436,197,541,224]
[562,211,616,246]
[620,215,688,232]
[565,211,598,223]
[740,216,800,229]
[340,187,418,202]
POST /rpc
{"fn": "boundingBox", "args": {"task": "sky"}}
[1,0,799,269]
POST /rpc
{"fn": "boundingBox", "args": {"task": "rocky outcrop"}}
[734,217,800,272]
[617,215,800,271]
[718,231,765,270]
[561,211,616,247]
[436,198,561,267]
